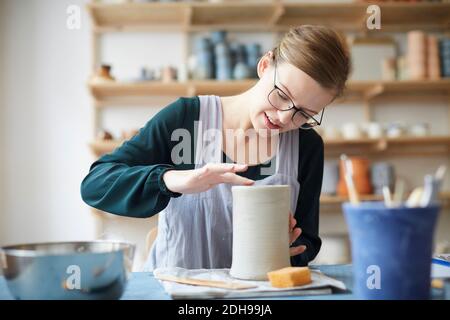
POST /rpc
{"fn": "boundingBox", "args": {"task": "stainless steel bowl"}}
[0,241,135,300]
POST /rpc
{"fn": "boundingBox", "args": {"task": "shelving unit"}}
[89,135,450,158]
[87,1,450,33]
[320,192,450,205]
[88,78,450,106]
[324,136,450,157]
[86,1,450,218]
[88,80,257,106]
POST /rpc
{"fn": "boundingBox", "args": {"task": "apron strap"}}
[196,95,299,180]
[195,95,223,168]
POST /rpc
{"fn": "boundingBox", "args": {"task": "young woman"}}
[81,25,350,271]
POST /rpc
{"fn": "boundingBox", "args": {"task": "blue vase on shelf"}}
[246,43,262,78]
[193,37,214,80]
[233,44,251,80]
[215,41,232,81]
[211,30,227,46]
[233,61,251,80]
[440,39,450,77]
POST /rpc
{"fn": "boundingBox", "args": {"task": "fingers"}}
[289,213,296,232]
[220,172,255,186]
[290,245,307,257]
[191,163,254,190]
[289,227,302,245]
[230,163,250,173]
[199,163,248,177]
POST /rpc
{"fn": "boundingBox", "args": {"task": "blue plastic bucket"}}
[343,201,439,299]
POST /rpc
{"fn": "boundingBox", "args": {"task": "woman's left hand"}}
[289,212,307,257]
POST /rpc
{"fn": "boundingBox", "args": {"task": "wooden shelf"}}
[88,79,450,106]
[321,194,382,204]
[320,192,450,205]
[87,2,189,32]
[89,139,122,156]
[88,80,256,105]
[343,79,450,101]
[87,2,450,33]
[324,136,450,157]
[325,136,450,146]
[280,2,450,32]
[89,81,189,100]
[89,136,450,158]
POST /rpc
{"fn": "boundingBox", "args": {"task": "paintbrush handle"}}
[154,274,257,290]
[345,174,359,205]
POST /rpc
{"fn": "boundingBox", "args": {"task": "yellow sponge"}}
[267,267,312,288]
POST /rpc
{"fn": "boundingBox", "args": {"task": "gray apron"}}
[144,95,300,271]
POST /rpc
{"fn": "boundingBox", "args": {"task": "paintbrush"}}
[406,187,424,208]
[419,165,446,207]
[340,154,359,205]
[392,179,405,207]
[382,186,393,208]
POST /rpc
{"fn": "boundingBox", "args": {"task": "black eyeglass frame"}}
[267,59,325,129]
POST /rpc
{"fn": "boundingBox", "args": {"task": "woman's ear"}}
[256,51,273,79]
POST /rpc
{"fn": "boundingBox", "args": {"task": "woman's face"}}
[249,54,336,134]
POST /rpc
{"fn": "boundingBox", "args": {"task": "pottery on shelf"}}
[210,30,227,46]
[366,122,384,139]
[427,35,441,79]
[96,130,114,141]
[212,31,232,81]
[139,67,155,81]
[409,122,430,137]
[386,122,406,138]
[341,123,364,140]
[233,62,251,80]
[371,162,396,195]
[215,42,232,81]
[231,46,248,80]
[230,185,291,280]
[90,64,115,83]
[337,157,373,196]
[245,43,262,78]
[193,38,214,80]
[407,31,428,80]
[161,66,177,83]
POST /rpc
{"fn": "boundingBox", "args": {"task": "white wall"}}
[0,0,6,245]
[0,0,96,245]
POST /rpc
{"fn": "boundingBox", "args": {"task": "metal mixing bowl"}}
[0,241,135,300]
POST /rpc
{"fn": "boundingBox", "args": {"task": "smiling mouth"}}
[264,112,281,130]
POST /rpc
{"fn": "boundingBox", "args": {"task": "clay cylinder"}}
[230,185,291,280]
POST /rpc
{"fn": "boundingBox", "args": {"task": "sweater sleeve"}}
[290,129,324,266]
[80,97,193,218]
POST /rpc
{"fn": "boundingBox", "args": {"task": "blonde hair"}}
[273,25,351,97]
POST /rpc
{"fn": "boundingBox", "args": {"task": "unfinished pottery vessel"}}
[230,185,291,280]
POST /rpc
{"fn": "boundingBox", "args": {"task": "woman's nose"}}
[277,109,295,126]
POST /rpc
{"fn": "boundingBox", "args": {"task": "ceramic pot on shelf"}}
[337,157,373,196]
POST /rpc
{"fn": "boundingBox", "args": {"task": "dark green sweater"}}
[81,96,324,266]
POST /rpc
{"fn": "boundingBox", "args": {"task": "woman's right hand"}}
[162,163,254,194]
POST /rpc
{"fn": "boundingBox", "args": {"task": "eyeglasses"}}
[267,60,325,130]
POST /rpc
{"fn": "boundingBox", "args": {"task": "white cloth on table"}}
[153,267,346,299]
